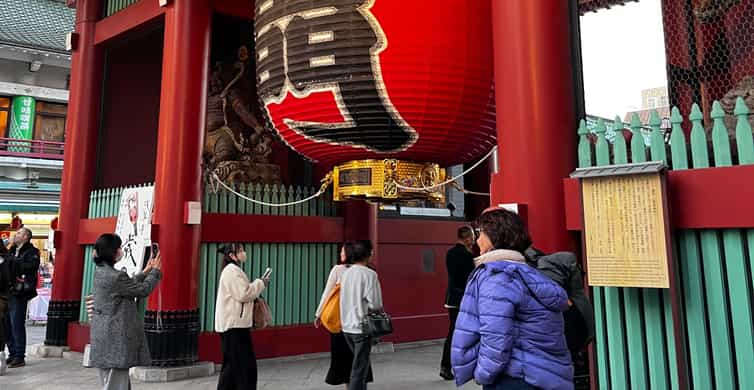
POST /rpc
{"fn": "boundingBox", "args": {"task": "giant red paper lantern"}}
[255,0,495,200]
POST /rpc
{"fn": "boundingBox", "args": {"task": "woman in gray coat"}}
[89,233,162,390]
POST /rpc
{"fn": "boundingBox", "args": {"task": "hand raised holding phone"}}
[144,243,162,273]
[261,267,272,287]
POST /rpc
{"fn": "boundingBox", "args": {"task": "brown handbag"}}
[253,297,273,329]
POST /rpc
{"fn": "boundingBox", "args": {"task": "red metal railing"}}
[0,137,65,160]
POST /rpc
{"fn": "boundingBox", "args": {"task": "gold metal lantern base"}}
[332,159,446,202]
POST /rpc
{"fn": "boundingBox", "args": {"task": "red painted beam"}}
[76,215,344,244]
[212,0,254,19]
[564,165,754,230]
[378,219,465,245]
[201,214,344,243]
[94,0,166,45]
[78,217,116,244]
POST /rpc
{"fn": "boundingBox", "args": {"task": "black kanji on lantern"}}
[255,0,415,153]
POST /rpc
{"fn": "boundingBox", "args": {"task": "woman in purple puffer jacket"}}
[451,208,573,390]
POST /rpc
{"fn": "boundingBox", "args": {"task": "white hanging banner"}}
[113,186,155,276]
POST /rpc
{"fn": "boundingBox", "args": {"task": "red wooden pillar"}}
[45,0,104,347]
[144,0,211,366]
[489,0,578,253]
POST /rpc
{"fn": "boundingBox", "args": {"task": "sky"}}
[580,0,668,119]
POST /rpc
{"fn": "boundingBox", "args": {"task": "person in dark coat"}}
[525,248,595,373]
[0,243,11,375]
[439,226,475,380]
[4,227,40,368]
[89,233,162,390]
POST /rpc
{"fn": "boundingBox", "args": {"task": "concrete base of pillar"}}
[29,344,69,358]
[129,362,215,382]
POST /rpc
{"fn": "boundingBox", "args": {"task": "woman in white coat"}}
[215,243,270,390]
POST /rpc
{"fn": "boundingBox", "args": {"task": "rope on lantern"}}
[449,181,491,197]
[394,146,497,195]
[209,171,334,207]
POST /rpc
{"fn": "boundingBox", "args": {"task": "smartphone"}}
[262,267,272,278]
[151,242,160,257]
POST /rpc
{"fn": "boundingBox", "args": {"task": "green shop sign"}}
[9,96,36,152]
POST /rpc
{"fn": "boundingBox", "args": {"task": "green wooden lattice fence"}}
[579,99,754,389]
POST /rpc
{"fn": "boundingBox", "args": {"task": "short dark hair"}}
[18,227,32,240]
[218,243,245,266]
[345,240,373,264]
[457,226,474,240]
[94,233,122,266]
[477,209,531,253]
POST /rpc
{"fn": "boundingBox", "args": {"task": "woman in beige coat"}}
[214,243,270,390]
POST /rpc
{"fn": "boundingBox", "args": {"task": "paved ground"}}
[4,325,478,390]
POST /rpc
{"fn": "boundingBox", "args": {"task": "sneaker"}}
[4,356,10,365]
[8,359,25,368]
[439,367,454,381]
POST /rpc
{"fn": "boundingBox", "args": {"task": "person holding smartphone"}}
[89,234,162,390]
[214,243,271,390]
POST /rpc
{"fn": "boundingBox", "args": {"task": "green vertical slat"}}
[711,101,732,167]
[722,229,754,389]
[309,243,318,321]
[308,187,318,216]
[219,187,228,214]
[292,243,303,324]
[700,230,736,389]
[595,119,628,389]
[262,185,271,215]
[613,115,648,390]
[209,185,219,213]
[679,230,714,390]
[228,184,238,214]
[302,243,312,323]
[647,124,671,390]
[260,243,271,322]
[649,110,667,164]
[669,108,688,170]
[630,113,646,163]
[688,104,735,389]
[207,243,218,331]
[671,107,714,390]
[293,186,303,216]
[578,119,592,168]
[735,97,754,163]
[612,116,628,165]
[736,100,754,384]
[664,288,679,390]
[283,243,293,325]
[711,99,754,389]
[199,244,208,332]
[577,117,609,389]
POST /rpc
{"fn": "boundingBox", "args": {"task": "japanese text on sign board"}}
[582,173,670,288]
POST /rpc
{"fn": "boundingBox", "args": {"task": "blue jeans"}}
[4,295,28,360]
[483,376,540,390]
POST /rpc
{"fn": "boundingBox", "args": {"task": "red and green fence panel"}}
[579,98,754,389]
[80,183,339,331]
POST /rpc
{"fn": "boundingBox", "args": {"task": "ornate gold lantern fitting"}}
[332,159,446,202]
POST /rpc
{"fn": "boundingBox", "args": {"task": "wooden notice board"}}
[575,163,671,288]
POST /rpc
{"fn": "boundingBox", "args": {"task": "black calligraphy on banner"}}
[255,0,416,153]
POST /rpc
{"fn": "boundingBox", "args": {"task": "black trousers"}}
[441,307,459,371]
[217,328,257,390]
[344,333,373,390]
